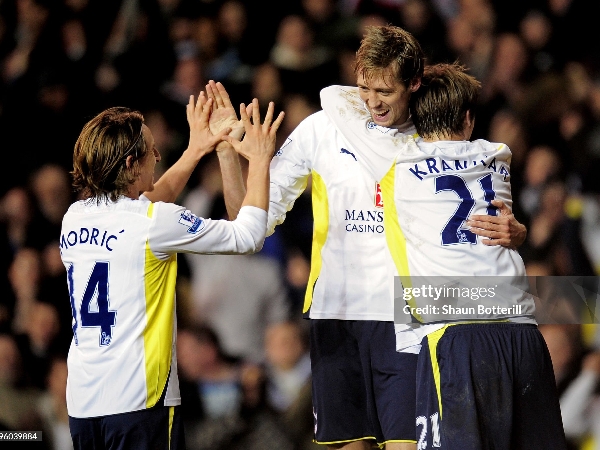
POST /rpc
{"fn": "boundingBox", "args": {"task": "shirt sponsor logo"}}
[179,210,205,234]
[344,209,384,234]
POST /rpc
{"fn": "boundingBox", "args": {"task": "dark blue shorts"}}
[417,323,567,450]
[69,403,185,450]
[310,319,418,446]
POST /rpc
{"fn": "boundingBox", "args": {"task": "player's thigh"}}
[310,319,375,443]
[512,326,567,449]
[368,321,418,444]
[102,405,185,450]
[416,325,501,450]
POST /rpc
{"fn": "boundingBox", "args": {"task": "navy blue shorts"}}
[417,323,567,450]
[69,403,185,450]
[310,319,418,446]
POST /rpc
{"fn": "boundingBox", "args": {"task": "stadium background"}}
[1,0,600,448]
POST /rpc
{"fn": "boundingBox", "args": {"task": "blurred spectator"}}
[540,324,584,392]
[0,186,33,254]
[27,164,73,251]
[276,94,319,149]
[182,193,290,363]
[208,1,252,87]
[159,52,204,135]
[181,152,223,219]
[269,14,338,104]
[14,301,61,389]
[178,325,294,450]
[300,0,360,52]
[8,247,41,334]
[396,0,454,64]
[580,195,600,274]
[37,355,72,450]
[144,108,186,178]
[264,321,317,450]
[519,145,562,218]
[178,325,243,423]
[265,321,311,412]
[520,180,595,275]
[252,62,283,111]
[444,0,495,81]
[518,10,556,77]
[0,333,43,431]
[38,241,71,350]
[480,32,529,108]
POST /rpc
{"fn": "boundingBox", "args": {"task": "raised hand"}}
[222,98,285,162]
[186,92,231,158]
[205,80,245,143]
[467,200,527,249]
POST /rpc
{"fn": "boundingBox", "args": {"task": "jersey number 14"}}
[67,262,117,346]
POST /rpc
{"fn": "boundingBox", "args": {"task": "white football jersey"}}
[60,197,266,418]
[268,86,414,321]
[382,139,536,347]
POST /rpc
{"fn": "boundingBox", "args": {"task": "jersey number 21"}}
[436,173,496,245]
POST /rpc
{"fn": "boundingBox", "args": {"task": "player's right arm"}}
[148,99,285,257]
[263,112,321,235]
[205,80,247,220]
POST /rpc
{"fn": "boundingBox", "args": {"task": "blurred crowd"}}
[1,0,600,448]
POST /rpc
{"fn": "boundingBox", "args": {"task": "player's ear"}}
[409,76,421,93]
[464,110,475,140]
[125,155,134,169]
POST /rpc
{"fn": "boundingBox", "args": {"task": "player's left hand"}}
[221,98,285,162]
[467,200,527,249]
[186,92,232,158]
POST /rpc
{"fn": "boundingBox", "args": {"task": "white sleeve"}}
[267,112,321,235]
[148,203,267,259]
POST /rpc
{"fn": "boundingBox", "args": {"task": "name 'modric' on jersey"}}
[60,227,124,252]
[408,154,510,181]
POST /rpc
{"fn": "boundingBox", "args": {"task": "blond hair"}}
[355,25,424,86]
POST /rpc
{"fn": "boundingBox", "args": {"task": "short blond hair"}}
[355,25,424,86]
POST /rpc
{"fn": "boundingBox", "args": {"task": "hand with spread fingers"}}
[222,98,285,162]
[205,80,247,146]
[186,92,231,159]
[467,199,527,249]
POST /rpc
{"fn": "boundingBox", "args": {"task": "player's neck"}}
[422,130,470,142]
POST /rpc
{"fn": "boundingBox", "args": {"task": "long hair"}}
[409,62,481,139]
[355,25,424,87]
[71,107,147,202]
